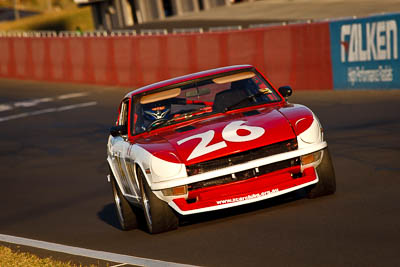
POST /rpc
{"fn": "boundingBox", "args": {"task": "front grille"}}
[188,158,300,191]
[186,139,298,176]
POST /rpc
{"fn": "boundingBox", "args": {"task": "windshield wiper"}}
[224,92,264,112]
[146,119,171,132]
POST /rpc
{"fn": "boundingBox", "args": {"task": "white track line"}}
[0,104,13,112]
[110,263,130,267]
[58,92,89,100]
[0,92,89,113]
[0,234,194,267]
[14,97,54,108]
[57,102,97,111]
[0,102,97,123]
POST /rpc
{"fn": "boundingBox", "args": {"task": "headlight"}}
[150,152,185,181]
[296,114,323,148]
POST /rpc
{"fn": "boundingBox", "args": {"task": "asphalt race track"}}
[0,79,399,266]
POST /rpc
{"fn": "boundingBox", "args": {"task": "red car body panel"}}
[132,104,314,165]
[173,167,317,212]
[158,107,295,165]
[278,104,315,135]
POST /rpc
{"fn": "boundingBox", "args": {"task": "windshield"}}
[132,70,281,134]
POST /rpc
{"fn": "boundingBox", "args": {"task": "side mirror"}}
[110,125,127,137]
[278,86,293,98]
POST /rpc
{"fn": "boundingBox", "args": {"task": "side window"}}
[118,100,129,127]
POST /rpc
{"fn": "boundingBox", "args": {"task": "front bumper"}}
[151,141,327,190]
[169,166,318,215]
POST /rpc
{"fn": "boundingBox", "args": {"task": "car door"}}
[109,98,140,204]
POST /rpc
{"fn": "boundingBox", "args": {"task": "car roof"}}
[124,64,254,99]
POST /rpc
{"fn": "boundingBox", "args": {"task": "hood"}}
[136,106,299,165]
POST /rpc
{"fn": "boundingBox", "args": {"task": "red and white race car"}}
[107,65,336,234]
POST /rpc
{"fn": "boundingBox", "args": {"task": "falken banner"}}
[330,13,399,89]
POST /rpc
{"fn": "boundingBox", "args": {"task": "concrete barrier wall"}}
[0,20,334,90]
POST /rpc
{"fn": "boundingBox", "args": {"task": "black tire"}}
[137,169,178,234]
[307,148,336,198]
[110,173,138,230]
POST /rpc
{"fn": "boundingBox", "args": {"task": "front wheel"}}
[138,169,178,234]
[307,148,336,198]
[110,174,138,230]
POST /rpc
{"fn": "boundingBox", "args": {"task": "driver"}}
[141,101,172,130]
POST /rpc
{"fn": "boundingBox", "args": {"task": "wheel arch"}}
[134,162,153,190]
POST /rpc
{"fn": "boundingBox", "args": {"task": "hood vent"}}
[175,125,196,133]
[243,110,260,117]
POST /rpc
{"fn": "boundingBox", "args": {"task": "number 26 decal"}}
[177,121,265,161]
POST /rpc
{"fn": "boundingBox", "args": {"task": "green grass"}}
[0,245,97,267]
[0,6,94,31]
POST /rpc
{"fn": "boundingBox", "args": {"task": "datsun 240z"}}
[107,65,336,234]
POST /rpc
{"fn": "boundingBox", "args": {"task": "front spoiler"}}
[169,167,318,215]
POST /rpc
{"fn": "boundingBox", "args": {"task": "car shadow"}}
[97,189,310,232]
[179,189,308,227]
[97,203,121,230]
[97,202,148,231]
